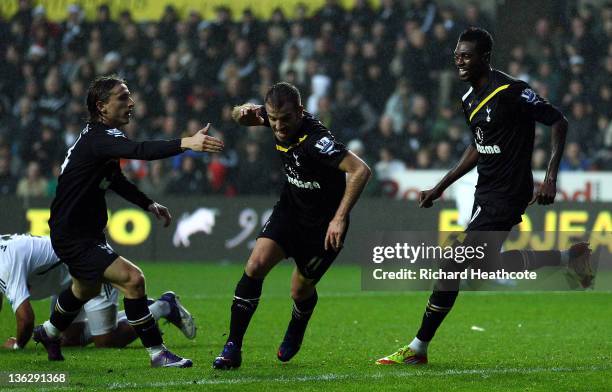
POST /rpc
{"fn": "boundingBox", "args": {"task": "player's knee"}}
[290,280,316,301]
[123,271,146,297]
[245,257,271,279]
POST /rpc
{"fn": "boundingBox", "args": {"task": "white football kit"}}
[0,234,119,336]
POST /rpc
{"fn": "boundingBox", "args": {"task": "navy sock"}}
[227,272,263,347]
[416,291,458,342]
[124,296,163,348]
[49,288,87,331]
[289,290,318,331]
[501,250,561,271]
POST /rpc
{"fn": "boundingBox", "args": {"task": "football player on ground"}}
[376,27,593,366]
[0,234,195,350]
[213,82,371,369]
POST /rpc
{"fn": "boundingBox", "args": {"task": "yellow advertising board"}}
[1,0,360,22]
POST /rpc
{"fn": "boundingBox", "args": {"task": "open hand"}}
[325,217,347,252]
[184,123,224,152]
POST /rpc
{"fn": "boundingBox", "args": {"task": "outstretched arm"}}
[531,116,568,205]
[232,104,265,126]
[95,124,224,160]
[3,299,34,349]
[420,144,479,208]
[180,124,224,152]
[325,152,371,251]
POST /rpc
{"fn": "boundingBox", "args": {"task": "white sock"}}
[117,300,169,323]
[43,320,60,338]
[148,300,171,320]
[146,344,166,358]
[408,337,428,355]
[560,249,570,266]
[117,311,128,323]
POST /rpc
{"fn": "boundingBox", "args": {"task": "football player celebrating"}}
[33,76,222,367]
[376,27,593,366]
[213,82,371,369]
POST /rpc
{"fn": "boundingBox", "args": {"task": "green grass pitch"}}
[1,263,610,391]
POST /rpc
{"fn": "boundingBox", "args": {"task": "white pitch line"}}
[183,291,611,300]
[102,364,611,389]
[31,364,612,391]
[185,292,423,300]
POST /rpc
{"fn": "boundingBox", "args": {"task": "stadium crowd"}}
[0,0,611,198]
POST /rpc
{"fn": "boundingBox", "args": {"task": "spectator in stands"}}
[367,115,401,162]
[415,148,432,169]
[347,0,375,27]
[166,155,207,195]
[0,154,17,196]
[218,38,256,85]
[139,161,170,197]
[16,161,48,198]
[0,0,608,197]
[375,147,406,181]
[235,140,275,195]
[406,0,437,33]
[285,22,314,60]
[462,2,493,33]
[30,125,62,176]
[431,141,454,169]
[532,148,548,171]
[566,100,595,152]
[238,9,264,43]
[384,78,413,133]
[279,44,307,85]
[377,0,403,34]
[331,80,377,140]
[93,4,122,50]
[560,142,591,171]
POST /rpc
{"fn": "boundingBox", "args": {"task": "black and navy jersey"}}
[261,109,348,227]
[49,122,182,238]
[460,69,563,207]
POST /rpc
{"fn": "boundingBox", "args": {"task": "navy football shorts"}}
[258,206,348,282]
[51,234,118,282]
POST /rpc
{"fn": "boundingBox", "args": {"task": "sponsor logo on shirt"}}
[476,143,502,154]
[474,127,501,154]
[286,174,321,190]
[475,127,484,144]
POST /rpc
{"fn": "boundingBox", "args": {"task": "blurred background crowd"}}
[0,0,611,198]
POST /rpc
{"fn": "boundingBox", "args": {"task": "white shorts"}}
[52,283,120,336]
